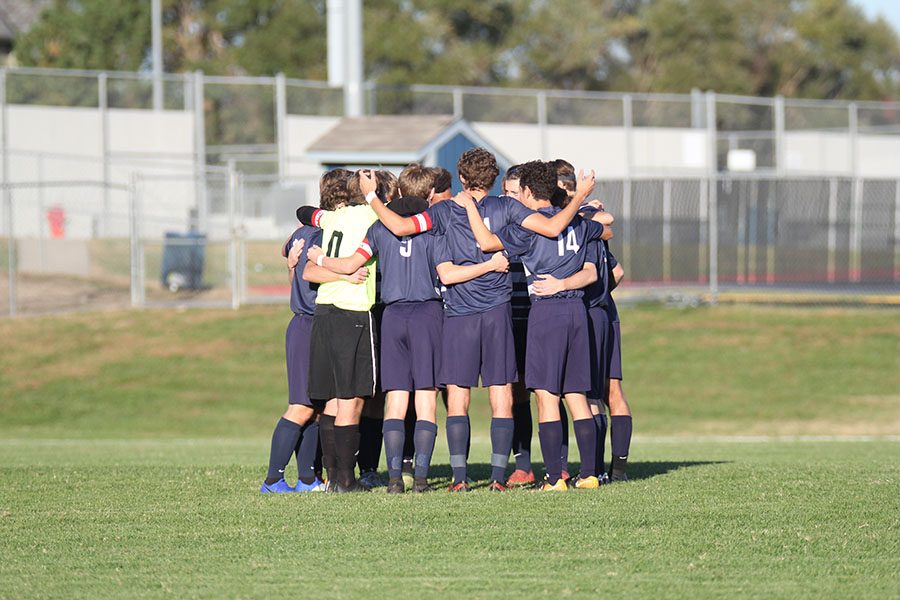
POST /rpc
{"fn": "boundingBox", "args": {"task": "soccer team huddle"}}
[261,148,634,494]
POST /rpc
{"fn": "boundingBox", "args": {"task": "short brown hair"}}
[399,164,434,199]
[553,158,576,193]
[518,160,558,202]
[457,148,499,192]
[319,168,352,210]
[430,167,452,194]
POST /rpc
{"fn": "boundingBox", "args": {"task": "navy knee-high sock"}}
[465,415,471,461]
[413,420,438,482]
[559,402,569,473]
[538,421,564,485]
[610,415,632,478]
[512,402,533,472]
[295,421,320,484]
[572,418,597,478]
[489,417,514,482]
[382,418,405,480]
[446,416,469,484]
[593,412,607,477]
[266,418,302,484]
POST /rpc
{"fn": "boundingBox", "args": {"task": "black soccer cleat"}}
[332,479,371,493]
[412,481,434,493]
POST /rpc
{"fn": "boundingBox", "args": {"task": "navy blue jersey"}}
[583,240,611,309]
[359,221,441,305]
[497,206,605,302]
[284,225,322,315]
[605,242,620,321]
[423,196,535,316]
[510,260,531,322]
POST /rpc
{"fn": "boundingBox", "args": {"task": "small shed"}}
[306,115,512,196]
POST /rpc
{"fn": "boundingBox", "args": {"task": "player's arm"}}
[531,262,598,296]
[458,193,504,252]
[521,169,596,237]
[305,242,370,275]
[302,260,368,284]
[359,170,431,236]
[611,263,624,289]
[436,252,509,285]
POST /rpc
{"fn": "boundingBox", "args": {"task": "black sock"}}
[402,405,416,465]
[489,417,514,482]
[314,435,323,481]
[413,420,438,481]
[610,415,632,478]
[572,418,597,478]
[295,421,319,485]
[446,415,469,484]
[465,415,472,461]
[266,418,302,485]
[357,416,383,474]
[382,418,405,479]
[334,424,361,488]
[593,412,607,477]
[559,402,569,473]
[512,402,533,472]
[538,421,563,485]
[318,414,337,483]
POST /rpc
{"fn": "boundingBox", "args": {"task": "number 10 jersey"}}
[310,204,378,311]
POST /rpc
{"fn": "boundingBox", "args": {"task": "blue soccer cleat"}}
[260,479,296,494]
[295,478,326,492]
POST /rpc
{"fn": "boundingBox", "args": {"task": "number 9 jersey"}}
[308,204,378,311]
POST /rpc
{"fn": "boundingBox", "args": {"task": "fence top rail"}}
[2,66,187,83]
[1,179,130,191]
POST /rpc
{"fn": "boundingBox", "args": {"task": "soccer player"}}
[260,169,365,493]
[462,160,613,490]
[309,164,444,493]
[603,252,632,482]
[362,149,596,491]
[500,165,538,487]
[297,170,379,493]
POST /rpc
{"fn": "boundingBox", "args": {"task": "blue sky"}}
[855,0,900,33]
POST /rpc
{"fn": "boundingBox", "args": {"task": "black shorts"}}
[308,304,377,400]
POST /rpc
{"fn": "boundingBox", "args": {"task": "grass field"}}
[1,304,898,598]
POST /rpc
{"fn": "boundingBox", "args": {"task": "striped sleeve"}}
[411,211,432,233]
[356,238,374,260]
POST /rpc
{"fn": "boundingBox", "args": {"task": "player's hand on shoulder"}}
[452,190,474,208]
[587,199,604,211]
[287,238,305,269]
[531,274,564,296]
[343,266,368,284]
[489,251,509,273]
[576,168,596,196]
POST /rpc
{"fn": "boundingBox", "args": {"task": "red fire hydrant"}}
[47,206,65,239]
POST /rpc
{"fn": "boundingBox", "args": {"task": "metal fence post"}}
[537,91,548,159]
[622,95,633,271]
[129,173,144,307]
[736,179,746,285]
[227,160,240,310]
[766,182,776,286]
[275,72,287,183]
[894,180,900,283]
[662,178,672,284]
[0,68,15,316]
[452,88,463,119]
[98,72,110,237]
[827,178,837,283]
[36,154,45,272]
[774,95,785,175]
[705,91,718,303]
[193,70,207,231]
[848,102,862,283]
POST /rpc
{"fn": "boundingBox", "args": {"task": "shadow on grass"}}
[425,460,729,486]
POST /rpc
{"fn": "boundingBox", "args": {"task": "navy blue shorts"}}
[586,306,610,404]
[440,303,518,388]
[380,300,443,392]
[525,298,591,396]
[608,319,623,380]
[512,318,528,379]
[286,313,314,406]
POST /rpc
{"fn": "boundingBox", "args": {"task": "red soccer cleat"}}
[505,469,536,487]
[487,480,509,492]
[448,481,472,492]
